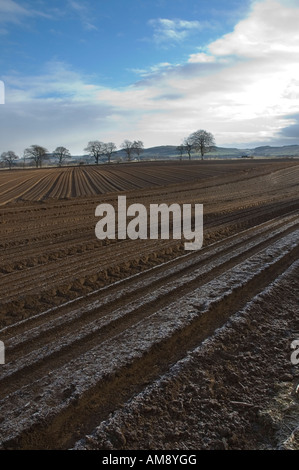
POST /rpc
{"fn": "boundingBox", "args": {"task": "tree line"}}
[0,139,145,169]
[0,129,215,169]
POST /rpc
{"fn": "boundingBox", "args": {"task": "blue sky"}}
[0,0,299,155]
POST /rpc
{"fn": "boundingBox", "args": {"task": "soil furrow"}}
[1,199,298,303]
[0,229,297,449]
[2,213,298,360]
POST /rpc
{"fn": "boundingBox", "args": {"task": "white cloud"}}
[1,60,139,154]
[67,0,97,31]
[4,60,104,102]
[149,18,203,44]
[0,0,51,24]
[188,52,216,64]
[130,62,174,78]
[138,0,299,146]
[209,0,299,58]
[0,0,31,21]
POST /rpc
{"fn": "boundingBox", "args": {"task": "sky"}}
[0,0,299,155]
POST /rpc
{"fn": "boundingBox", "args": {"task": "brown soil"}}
[74,262,299,450]
[0,159,298,450]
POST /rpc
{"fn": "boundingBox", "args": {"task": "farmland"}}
[0,160,265,205]
[0,159,298,450]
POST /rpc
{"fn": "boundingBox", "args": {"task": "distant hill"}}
[136,144,299,160]
[122,145,246,160]
[141,145,248,159]
[45,144,299,166]
[251,145,299,157]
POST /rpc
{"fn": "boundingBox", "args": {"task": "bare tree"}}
[24,145,48,168]
[103,142,117,164]
[187,130,215,160]
[176,145,185,161]
[133,140,144,161]
[53,146,71,167]
[183,137,193,160]
[1,150,19,169]
[120,140,135,161]
[84,141,106,165]
[121,140,144,161]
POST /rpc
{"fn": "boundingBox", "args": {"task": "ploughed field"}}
[0,159,298,450]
